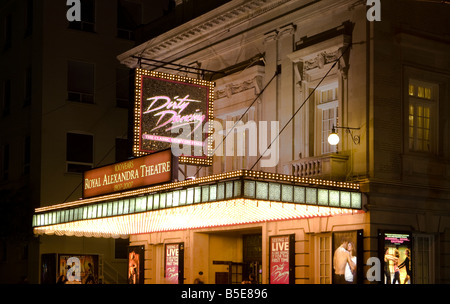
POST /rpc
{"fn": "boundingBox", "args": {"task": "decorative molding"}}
[119,0,294,68]
[264,29,279,43]
[288,34,351,83]
[278,23,296,39]
[216,75,264,100]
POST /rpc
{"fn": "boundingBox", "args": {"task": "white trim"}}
[317,100,338,111]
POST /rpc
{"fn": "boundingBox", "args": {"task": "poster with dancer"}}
[128,245,144,284]
[58,254,99,284]
[381,231,412,284]
[269,234,294,284]
[332,230,363,284]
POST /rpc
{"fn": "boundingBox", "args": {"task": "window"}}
[316,83,338,154]
[117,0,142,40]
[408,79,437,153]
[66,133,93,173]
[218,109,254,171]
[68,61,95,103]
[414,234,434,284]
[68,0,95,32]
[315,234,331,284]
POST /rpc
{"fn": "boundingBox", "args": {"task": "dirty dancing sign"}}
[135,69,214,165]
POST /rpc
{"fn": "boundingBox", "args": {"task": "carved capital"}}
[278,24,296,39]
[264,30,279,43]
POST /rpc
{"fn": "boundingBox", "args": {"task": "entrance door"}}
[243,234,262,284]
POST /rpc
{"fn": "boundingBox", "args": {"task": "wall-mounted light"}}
[328,125,361,146]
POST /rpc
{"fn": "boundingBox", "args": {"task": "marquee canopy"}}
[33,170,364,238]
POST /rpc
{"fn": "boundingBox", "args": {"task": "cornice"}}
[118,0,293,68]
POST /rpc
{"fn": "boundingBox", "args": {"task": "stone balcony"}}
[284,154,349,181]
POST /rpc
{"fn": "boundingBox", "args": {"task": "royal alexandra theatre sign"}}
[83,149,177,198]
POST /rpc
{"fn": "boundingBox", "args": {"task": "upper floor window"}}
[68,0,95,32]
[66,132,93,173]
[316,83,339,154]
[217,109,254,172]
[117,0,141,40]
[67,61,95,104]
[408,79,438,153]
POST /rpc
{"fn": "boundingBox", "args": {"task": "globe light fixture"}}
[328,127,340,146]
[328,125,361,146]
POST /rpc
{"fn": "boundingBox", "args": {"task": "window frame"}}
[313,233,332,284]
[316,82,339,155]
[67,60,95,104]
[67,0,96,33]
[66,132,94,174]
[117,0,142,40]
[413,233,435,284]
[407,79,438,154]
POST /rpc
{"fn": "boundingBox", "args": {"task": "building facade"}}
[31,0,450,284]
[0,0,162,284]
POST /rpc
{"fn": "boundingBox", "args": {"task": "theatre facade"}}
[33,0,450,284]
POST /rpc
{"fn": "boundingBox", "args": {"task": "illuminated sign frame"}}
[82,149,177,199]
[379,230,413,284]
[134,68,214,166]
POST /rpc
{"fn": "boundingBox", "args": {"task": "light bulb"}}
[328,129,340,146]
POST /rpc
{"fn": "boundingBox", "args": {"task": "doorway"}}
[242,234,262,284]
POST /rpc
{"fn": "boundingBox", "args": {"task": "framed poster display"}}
[379,230,413,284]
[41,253,99,284]
[165,242,185,284]
[332,230,363,284]
[269,234,295,284]
[128,245,145,284]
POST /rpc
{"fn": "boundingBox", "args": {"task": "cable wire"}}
[250,44,352,171]
[193,69,280,178]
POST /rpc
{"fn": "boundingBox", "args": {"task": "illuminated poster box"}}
[269,234,294,284]
[83,149,177,199]
[128,245,145,284]
[165,242,185,284]
[380,231,413,284]
[134,68,214,166]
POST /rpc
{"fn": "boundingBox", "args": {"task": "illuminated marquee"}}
[83,149,177,198]
[134,69,214,166]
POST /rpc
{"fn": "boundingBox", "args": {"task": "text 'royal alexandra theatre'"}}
[32,68,373,285]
